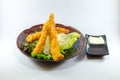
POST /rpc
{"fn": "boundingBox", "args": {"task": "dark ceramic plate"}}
[85,34,109,56]
[17,24,86,62]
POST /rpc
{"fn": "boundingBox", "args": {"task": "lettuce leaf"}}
[58,32,80,51]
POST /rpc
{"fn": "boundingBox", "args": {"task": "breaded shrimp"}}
[48,14,64,61]
[32,13,64,61]
[49,26,64,61]
[32,30,48,54]
[26,27,69,42]
[26,32,41,42]
[32,14,53,54]
[56,27,69,34]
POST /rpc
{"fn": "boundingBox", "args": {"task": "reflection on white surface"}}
[0,0,120,80]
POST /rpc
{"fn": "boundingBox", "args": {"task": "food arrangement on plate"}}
[17,13,86,62]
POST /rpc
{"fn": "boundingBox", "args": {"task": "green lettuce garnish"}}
[58,32,80,51]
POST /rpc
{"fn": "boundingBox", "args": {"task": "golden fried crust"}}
[32,31,48,54]
[31,13,64,61]
[31,14,53,54]
[26,27,69,42]
[49,25,64,61]
[26,32,41,42]
[56,27,69,34]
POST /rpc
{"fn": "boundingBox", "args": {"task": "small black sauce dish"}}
[85,34,109,56]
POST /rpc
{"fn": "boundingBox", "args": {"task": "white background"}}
[0,0,120,80]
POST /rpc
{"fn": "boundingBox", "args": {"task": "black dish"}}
[85,34,109,56]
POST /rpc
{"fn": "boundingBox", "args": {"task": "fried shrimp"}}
[26,27,69,42]
[48,14,64,61]
[26,32,41,42]
[32,14,53,54]
[31,13,64,61]
[56,27,69,34]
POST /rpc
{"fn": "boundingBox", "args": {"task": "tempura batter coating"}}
[26,27,69,42]
[49,26,64,61]
[26,32,41,42]
[32,31,48,54]
[32,14,53,54]
[48,14,64,61]
[31,13,64,61]
[56,27,69,34]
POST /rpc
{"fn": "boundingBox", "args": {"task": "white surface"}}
[0,0,120,80]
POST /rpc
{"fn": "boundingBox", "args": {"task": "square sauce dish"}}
[85,34,109,56]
